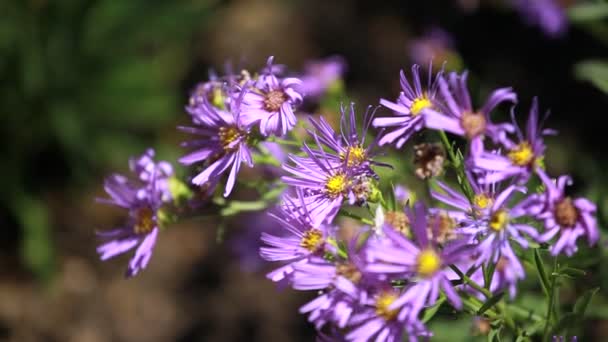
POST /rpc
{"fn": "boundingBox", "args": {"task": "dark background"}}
[0,0,607,341]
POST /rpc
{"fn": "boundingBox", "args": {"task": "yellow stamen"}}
[375,292,399,321]
[417,248,441,277]
[410,96,432,116]
[134,207,155,234]
[508,142,534,166]
[300,228,324,252]
[489,210,509,232]
[218,126,241,151]
[325,173,348,198]
[340,145,367,167]
[474,194,493,210]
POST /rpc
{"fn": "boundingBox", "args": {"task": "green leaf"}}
[574,60,608,93]
[477,292,505,315]
[568,3,608,22]
[422,296,446,323]
[533,249,550,297]
[574,287,599,317]
[549,312,578,336]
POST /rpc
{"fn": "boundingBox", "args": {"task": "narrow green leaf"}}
[220,200,268,216]
[549,312,578,336]
[574,287,599,316]
[338,209,374,225]
[422,296,446,323]
[533,249,550,297]
[478,292,505,315]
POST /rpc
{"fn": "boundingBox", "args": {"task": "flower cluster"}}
[259,63,599,340]
[94,55,600,341]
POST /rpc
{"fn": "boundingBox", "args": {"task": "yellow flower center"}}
[508,142,534,166]
[410,96,432,116]
[375,292,400,321]
[325,173,348,198]
[218,126,241,151]
[416,248,441,277]
[134,207,155,234]
[489,210,509,231]
[300,228,324,252]
[340,145,367,167]
[474,194,493,210]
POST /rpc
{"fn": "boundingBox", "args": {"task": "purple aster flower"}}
[345,287,431,342]
[373,64,444,148]
[531,171,599,256]
[96,149,173,277]
[240,56,303,136]
[309,103,388,169]
[130,149,174,202]
[260,190,335,283]
[297,55,346,99]
[423,71,516,157]
[178,88,253,197]
[510,0,568,38]
[292,235,375,330]
[466,186,540,292]
[282,136,355,226]
[472,97,556,184]
[365,203,471,323]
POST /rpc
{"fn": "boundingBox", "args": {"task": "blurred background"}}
[1,0,607,341]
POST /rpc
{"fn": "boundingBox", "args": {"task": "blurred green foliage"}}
[0,0,217,280]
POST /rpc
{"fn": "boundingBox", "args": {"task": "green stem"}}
[542,257,558,342]
[267,137,302,147]
[450,264,492,299]
[438,130,475,203]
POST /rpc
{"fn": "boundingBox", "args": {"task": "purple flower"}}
[472,97,556,184]
[240,56,303,136]
[510,0,568,37]
[282,137,354,226]
[96,149,173,277]
[365,203,471,323]
[260,190,335,283]
[424,71,517,157]
[468,186,539,292]
[130,149,174,202]
[373,64,443,148]
[345,288,431,342]
[532,171,599,256]
[297,55,346,98]
[178,90,253,197]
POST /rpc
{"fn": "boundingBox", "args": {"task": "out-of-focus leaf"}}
[574,60,608,93]
[422,296,446,323]
[14,196,56,282]
[533,249,550,297]
[574,287,599,316]
[477,292,505,315]
[568,3,608,22]
[221,200,269,216]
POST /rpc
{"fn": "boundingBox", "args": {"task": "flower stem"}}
[542,257,559,342]
[438,130,475,203]
[267,137,302,147]
[449,264,492,299]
